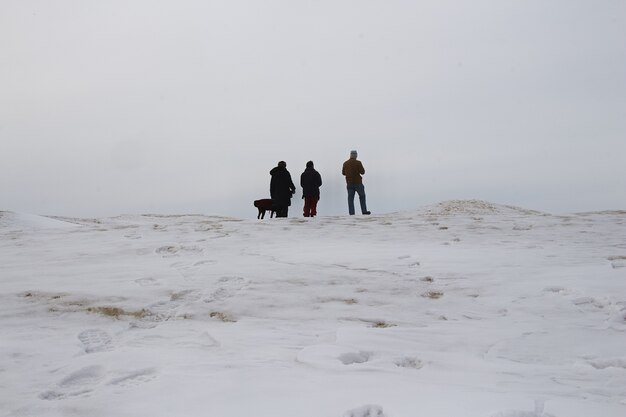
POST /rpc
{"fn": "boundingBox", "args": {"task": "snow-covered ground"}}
[1,200,625,417]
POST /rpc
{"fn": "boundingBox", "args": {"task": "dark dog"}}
[254,199,276,219]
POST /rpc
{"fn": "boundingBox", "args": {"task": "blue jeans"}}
[347,184,368,215]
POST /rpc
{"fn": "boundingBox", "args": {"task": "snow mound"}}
[0,211,80,230]
[422,200,545,216]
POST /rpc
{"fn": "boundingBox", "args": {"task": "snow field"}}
[1,201,625,416]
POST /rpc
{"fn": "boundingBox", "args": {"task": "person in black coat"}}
[300,160,322,217]
[269,161,296,218]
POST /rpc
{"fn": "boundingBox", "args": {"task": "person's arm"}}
[288,173,296,193]
[359,161,365,175]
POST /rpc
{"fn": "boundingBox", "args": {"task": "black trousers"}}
[275,206,289,218]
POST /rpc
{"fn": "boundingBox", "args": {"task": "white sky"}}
[2,0,625,218]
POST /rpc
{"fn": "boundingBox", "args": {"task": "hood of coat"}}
[270,166,287,175]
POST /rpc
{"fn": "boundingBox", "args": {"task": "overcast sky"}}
[2,0,625,219]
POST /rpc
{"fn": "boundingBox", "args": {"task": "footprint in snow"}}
[491,400,554,417]
[610,305,626,325]
[156,244,203,258]
[58,365,105,387]
[134,277,159,287]
[108,367,157,388]
[491,412,554,417]
[338,351,371,365]
[39,365,105,400]
[608,256,626,269]
[343,404,386,417]
[143,289,204,322]
[193,259,216,266]
[394,356,423,369]
[78,329,113,353]
[203,276,247,303]
[155,245,179,257]
[39,388,92,401]
[543,286,567,294]
[588,357,626,370]
[296,344,373,369]
[170,289,202,302]
[571,296,609,310]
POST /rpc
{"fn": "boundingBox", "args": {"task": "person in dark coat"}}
[300,161,322,217]
[269,161,296,218]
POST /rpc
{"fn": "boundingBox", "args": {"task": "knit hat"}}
[278,161,286,168]
[350,150,358,158]
[306,161,314,168]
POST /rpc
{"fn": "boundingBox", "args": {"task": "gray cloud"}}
[1,0,625,218]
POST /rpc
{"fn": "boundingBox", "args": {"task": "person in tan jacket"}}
[342,150,371,215]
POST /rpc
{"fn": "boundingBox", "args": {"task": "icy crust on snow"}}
[1,201,626,417]
[421,200,546,216]
[0,211,80,230]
